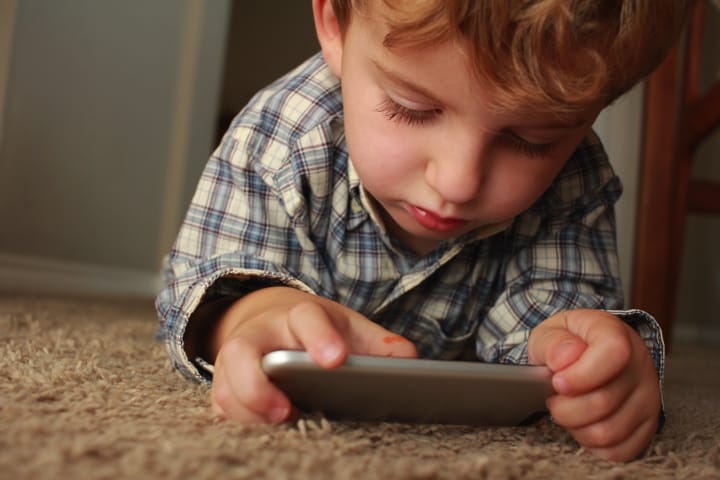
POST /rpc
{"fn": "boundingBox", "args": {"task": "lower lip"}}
[408,205,467,232]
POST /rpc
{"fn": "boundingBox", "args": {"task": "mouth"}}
[407,205,468,233]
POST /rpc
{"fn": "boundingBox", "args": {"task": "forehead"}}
[351,0,609,118]
[350,9,598,125]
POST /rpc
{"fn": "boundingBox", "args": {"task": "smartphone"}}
[262,350,554,426]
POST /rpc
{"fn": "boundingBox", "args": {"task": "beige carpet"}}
[1,295,719,479]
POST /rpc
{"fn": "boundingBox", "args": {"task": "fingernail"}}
[553,375,569,394]
[269,406,289,423]
[322,344,343,364]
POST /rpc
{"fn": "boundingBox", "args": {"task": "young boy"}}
[156,0,694,462]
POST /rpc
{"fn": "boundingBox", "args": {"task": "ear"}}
[312,0,343,78]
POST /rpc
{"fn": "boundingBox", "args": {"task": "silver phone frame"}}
[262,350,554,426]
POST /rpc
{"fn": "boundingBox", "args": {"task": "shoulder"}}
[225,53,343,164]
[510,131,622,239]
[212,53,347,199]
[210,54,349,218]
[539,130,621,215]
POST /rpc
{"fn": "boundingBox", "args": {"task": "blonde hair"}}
[330,0,695,116]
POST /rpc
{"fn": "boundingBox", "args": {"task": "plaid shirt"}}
[155,53,664,386]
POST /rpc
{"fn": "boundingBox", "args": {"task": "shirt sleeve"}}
[474,134,665,386]
[154,125,323,383]
[155,53,347,384]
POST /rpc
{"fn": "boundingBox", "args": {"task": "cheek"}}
[480,153,569,219]
[343,99,423,188]
[348,134,414,195]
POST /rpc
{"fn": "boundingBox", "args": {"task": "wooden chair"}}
[633,0,720,344]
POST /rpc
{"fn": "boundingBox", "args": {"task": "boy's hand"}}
[208,287,417,424]
[528,309,661,462]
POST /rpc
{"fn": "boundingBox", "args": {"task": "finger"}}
[528,323,587,373]
[349,324,418,358]
[286,301,349,369]
[289,299,417,359]
[585,415,659,462]
[212,336,294,423]
[552,311,633,395]
[210,360,266,423]
[334,309,417,358]
[547,373,635,428]
[566,384,660,451]
[376,333,419,358]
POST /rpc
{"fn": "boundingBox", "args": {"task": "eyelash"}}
[376,96,555,158]
[376,96,440,126]
[505,135,554,158]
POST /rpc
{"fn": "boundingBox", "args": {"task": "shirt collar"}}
[348,159,392,236]
[346,157,371,231]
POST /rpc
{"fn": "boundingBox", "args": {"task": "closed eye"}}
[502,132,555,158]
[376,96,441,126]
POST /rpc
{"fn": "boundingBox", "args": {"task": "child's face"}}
[336,10,603,255]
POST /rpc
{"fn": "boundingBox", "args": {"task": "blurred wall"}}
[593,85,644,304]
[216,1,318,135]
[0,0,230,296]
[0,0,17,145]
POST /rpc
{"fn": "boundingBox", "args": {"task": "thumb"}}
[528,324,587,373]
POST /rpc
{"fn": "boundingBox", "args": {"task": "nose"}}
[424,131,486,205]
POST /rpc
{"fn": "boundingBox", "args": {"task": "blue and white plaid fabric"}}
[155,53,664,386]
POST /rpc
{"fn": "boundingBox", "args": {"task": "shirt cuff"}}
[165,268,317,384]
[607,308,666,432]
[607,308,665,386]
